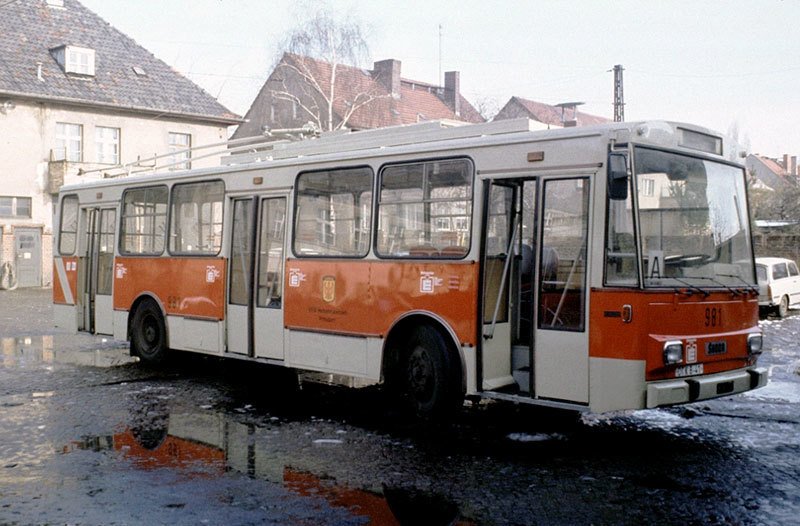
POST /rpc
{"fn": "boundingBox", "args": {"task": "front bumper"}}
[646,367,768,409]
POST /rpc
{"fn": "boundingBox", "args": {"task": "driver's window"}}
[605,175,637,286]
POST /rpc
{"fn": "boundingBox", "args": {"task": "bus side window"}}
[294,167,373,257]
[377,158,473,258]
[169,180,224,255]
[120,186,168,255]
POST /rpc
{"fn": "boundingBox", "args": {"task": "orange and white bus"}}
[53,119,767,416]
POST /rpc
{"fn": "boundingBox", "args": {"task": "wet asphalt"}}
[0,288,798,525]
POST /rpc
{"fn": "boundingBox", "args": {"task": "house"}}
[493,96,609,127]
[232,54,484,139]
[746,153,798,190]
[0,0,240,288]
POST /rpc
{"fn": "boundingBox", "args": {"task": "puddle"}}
[61,405,470,526]
[0,336,136,368]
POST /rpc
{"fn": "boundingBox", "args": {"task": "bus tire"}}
[777,295,790,318]
[131,299,168,364]
[402,325,464,419]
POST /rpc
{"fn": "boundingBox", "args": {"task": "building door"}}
[14,228,41,288]
[227,195,287,360]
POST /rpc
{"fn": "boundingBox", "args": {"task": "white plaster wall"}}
[0,99,231,286]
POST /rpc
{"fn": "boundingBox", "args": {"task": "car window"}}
[773,263,789,280]
[789,262,799,277]
[756,265,767,283]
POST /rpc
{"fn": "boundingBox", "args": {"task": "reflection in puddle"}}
[0,336,136,368]
[61,403,471,526]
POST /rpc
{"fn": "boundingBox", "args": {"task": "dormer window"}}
[51,45,96,77]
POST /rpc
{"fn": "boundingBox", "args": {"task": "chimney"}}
[444,71,461,117]
[373,59,401,98]
[791,156,797,177]
[783,154,790,173]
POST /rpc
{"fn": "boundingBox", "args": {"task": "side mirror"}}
[608,152,629,201]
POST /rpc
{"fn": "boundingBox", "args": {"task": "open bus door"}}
[481,176,591,406]
[78,207,116,335]
[227,195,288,360]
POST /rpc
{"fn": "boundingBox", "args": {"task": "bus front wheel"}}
[131,299,168,364]
[402,325,463,419]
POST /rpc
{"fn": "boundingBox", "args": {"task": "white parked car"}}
[756,257,800,317]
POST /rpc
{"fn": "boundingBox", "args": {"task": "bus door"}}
[227,195,288,360]
[533,177,591,404]
[482,176,591,405]
[79,207,116,335]
[482,179,537,393]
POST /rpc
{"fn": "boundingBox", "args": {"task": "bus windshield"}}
[634,147,756,289]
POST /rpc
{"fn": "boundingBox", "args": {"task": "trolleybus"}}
[53,118,767,416]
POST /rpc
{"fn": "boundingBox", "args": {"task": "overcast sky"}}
[80,0,800,157]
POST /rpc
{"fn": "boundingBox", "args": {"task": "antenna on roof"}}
[438,24,443,86]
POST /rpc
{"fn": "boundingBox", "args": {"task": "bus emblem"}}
[322,276,336,303]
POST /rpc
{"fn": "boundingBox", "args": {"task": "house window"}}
[51,45,95,76]
[641,178,655,197]
[0,196,32,218]
[95,127,120,164]
[55,122,82,162]
[168,132,191,170]
[67,47,94,75]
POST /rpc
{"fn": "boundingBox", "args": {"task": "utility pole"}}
[612,64,625,122]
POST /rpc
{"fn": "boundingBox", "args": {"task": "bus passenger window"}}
[169,181,224,255]
[294,167,373,257]
[120,186,168,255]
[377,158,473,258]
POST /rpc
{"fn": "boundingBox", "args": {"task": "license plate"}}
[675,363,704,378]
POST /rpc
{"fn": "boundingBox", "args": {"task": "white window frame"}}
[55,122,82,162]
[65,46,95,76]
[95,126,120,164]
[168,132,191,170]
[0,196,32,218]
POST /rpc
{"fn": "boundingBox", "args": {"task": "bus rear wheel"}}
[401,325,463,419]
[131,299,168,364]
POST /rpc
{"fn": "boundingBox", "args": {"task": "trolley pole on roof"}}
[612,64,625,122]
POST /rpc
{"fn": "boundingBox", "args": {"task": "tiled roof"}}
[495,96,609,126]
[235,53,482,136]
[0,0,239,124]
[286,53,485,129]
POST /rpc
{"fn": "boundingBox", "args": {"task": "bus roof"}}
[58,119,742,194]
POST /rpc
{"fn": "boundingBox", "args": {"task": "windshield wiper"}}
[684,275,753,297]
[716,272,760,295]
[668,276,711,297]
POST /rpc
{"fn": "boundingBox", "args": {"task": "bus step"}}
[512,345,530,370]
[513,366,531,393]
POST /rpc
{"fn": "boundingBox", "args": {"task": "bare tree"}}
[269,10,386,132]
[473,95,500,122]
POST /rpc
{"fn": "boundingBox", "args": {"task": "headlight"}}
[748,333,763,355]
[663,340,684,365]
